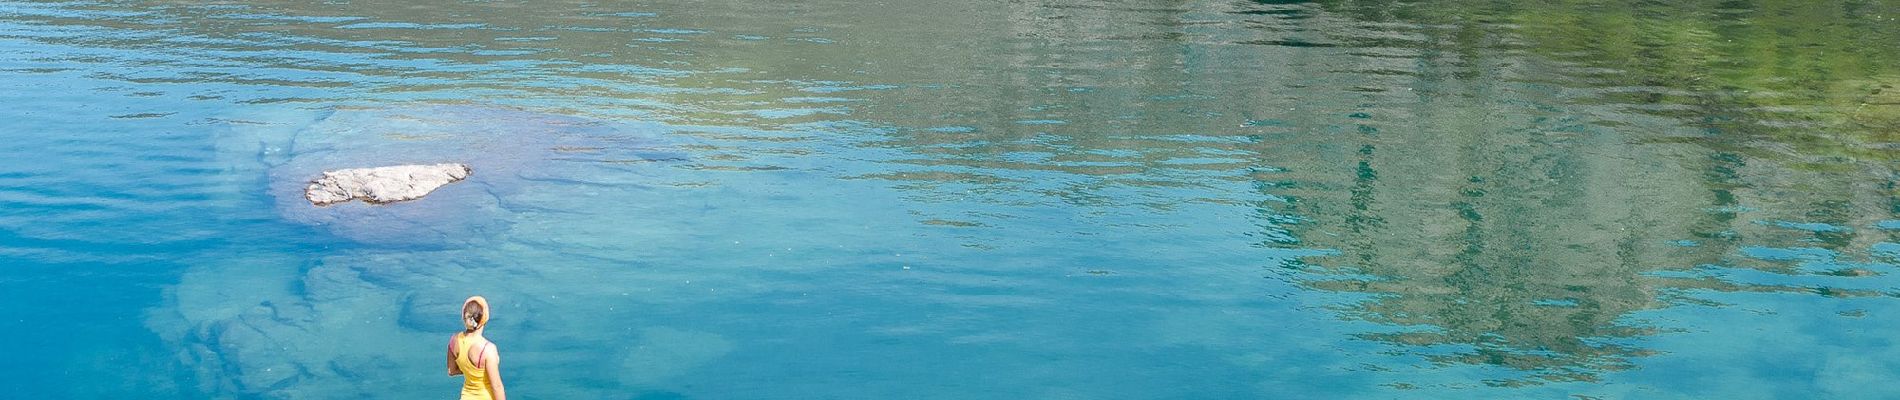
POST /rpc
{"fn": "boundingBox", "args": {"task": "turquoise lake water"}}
[2,0,1898,398]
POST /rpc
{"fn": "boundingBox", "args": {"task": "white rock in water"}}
[305,163,472,206]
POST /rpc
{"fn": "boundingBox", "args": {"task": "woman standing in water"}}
[448,296,507,400]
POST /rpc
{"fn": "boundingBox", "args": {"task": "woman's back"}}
[454,333,494,400]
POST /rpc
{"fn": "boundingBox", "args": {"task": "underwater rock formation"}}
[305,163,472,206]
[164,104,702,397]
[242,105,683,248]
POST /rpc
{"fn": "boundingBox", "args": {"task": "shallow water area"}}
[252,104,685,248]
[2,0,1898,399]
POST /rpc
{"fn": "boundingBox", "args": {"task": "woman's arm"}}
[446,335,462,376]
[483,342,506,400]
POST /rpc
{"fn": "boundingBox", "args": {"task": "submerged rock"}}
[305,163,471,206]
[250,105,685,248]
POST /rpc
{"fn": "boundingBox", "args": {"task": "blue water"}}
[2,1,1898,398]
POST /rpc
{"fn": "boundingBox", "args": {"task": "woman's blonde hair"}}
[462,296,489,331]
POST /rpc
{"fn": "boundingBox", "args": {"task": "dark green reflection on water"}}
[842,0,1895,388]
[1270,0,1900,387]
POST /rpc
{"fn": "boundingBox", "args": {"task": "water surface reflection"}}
[0,0,1896,397]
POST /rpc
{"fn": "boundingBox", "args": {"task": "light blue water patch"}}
[1875,242,1900,261]
[1740,246,1836,262]
[741,107,848,119]
[998,152,1054,163]
[1149,93,1216,101]
[1085,148,1142,158]
[494,36,558,42]
[0,2,151,18]
[1533,298,1581,307]
[645,28,706,35]
[926,125,978,133]
[1689,264,1895,293]
[214,13,366,23]
[586,11,659,18]
[1878,220,1900,230]
[1159,157,1246,165]
[1762,220,1851,233]
[1614,291,1900,398]
[468,48,542,56]
[552,25,620,32]
[336,22,488,30]
[781,96,857,104]
[800,83,900,93]
[1126,133,1258,144]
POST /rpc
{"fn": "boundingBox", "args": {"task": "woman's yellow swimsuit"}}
[454,334,494,400]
